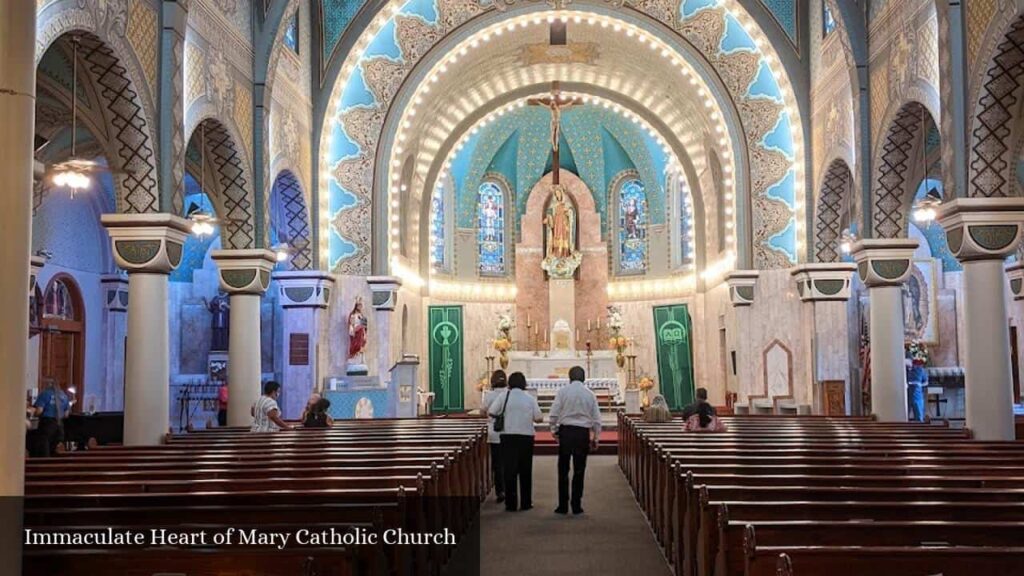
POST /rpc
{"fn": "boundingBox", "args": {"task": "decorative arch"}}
[814,159,854,262]
[319,1,806,275]
[969,15,1024,198]
[185,118,257,249]
[270,170,313,270]
[38,273,86,410]
[872,101,937,238]
[36,32,159,214]
[609,169,648,276]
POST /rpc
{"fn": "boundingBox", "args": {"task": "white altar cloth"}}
[527,378,619,396]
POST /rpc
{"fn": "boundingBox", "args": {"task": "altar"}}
[507,350,619,380]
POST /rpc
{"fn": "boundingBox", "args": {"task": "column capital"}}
[100,274,130,311]
[101,213,191,274]
[850,239,919,287]
[725,270,759,307]
[1007,262,1024,301]
[274,270,335,308]
[367,275,403,311]
[210,249,277,295]
[790,263,857,301]
[29,255,46,295]
[938,198,1024,262]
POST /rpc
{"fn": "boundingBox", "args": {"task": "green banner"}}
[428,306,464,413]
[653,304,695,411]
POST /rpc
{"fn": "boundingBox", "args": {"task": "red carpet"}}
[534,430,618,455]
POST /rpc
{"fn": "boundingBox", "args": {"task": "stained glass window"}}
[43,279,77,320]
[477,181,506,276]
[680,186,694,266]
[430,188,446,270]
[283,13,299,54]
[823,2,837,37]
[617,179,648,274]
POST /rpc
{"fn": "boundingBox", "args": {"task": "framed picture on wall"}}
[902,258,939,345]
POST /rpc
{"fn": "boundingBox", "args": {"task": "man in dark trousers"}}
[549,366,602,515]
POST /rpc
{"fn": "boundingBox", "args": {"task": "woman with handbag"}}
[488,371,543,512]
[480,370,508,503]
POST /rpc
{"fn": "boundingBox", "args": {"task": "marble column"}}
[851,239,919,422]
[939,198,1024,440]
[0,3,35,566]
[791,263,857,414]
[100,274,129,411]
[725,271,759,409]
[274,270,335,419]
[102,214,191,445]
[211,249,276,426]
[367,276,402,385]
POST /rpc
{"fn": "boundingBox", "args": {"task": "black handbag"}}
[493,390,512,433]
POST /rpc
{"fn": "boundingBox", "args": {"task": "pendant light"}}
[51,36,91,195]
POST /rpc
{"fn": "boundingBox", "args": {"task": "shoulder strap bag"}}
[493,390,512,433]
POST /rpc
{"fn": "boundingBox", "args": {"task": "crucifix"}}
[527,81,583,186]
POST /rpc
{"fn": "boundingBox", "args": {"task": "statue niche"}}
[542,184,582,279]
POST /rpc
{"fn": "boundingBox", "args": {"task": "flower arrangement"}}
[493,338,513,352]
[476,375,489,392]
[637,375,655,407]
[906,339,929,366]
[607,305,628,367]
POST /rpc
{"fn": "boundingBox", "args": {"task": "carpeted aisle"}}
[478,455,672,576]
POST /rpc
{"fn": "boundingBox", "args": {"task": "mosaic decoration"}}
[320,0,368,74]
[758,0,798,46]
[814,159,852,263]
[270,170,313,270]
[969,17,1024,198]
[323,0,800,272]
[615,177,649,275]
[873,102,930,238]
[78,33,160,214]
[198,119,256,249]
[126,1,158,92]
[477,180,507,276]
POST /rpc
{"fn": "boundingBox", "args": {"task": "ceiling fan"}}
[34,36,130,196]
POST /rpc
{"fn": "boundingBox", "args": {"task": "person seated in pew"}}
[680,387,716,421]
[299,392,323,425]
[251,381,292,432]
[642,394,673,423]
[683,402,727,432]
[302,397,334,428]
[481,370,508,504]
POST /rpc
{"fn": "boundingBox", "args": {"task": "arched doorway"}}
[38,275,85,413]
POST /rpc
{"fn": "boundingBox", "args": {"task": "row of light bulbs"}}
[430,279,518,302]
[607,274,696,300]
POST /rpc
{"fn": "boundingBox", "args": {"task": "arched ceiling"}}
[320,0,805,278]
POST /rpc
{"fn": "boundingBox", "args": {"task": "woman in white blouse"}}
[488,371,543,511]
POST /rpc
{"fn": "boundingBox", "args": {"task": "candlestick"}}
[587,319,592,331]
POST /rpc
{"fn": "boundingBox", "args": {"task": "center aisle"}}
[478,455,672,576]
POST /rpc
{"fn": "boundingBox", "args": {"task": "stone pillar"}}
[851,239,919,422]
[0,12,35,561]
[791,263,857,414]
[102,214,191,445]
[275,270,335,419]
[100,274,129,411]
[939,198,1024,440]
[725,271,760,410]
[367,276,402,385]
[211,249,276,426]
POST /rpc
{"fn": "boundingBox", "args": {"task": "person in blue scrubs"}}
[32,380,73,456]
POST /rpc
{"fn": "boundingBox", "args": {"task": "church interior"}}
[5,0,1024,574]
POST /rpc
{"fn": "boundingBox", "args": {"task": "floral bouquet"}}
[607,305,628,367]
[906,339,929,367]
[493,338,512,353]
[475,376,489,392]
[607,305,624,333]
[638,376,655,391]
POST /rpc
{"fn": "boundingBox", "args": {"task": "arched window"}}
[430,188,447,270]
[823,2,837,37]
[477,180,507,276]
[283,13,299,54]
[43,278,77,321]
[677,177,695,268]
[616,178,648,275]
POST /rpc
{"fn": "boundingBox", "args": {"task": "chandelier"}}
[51,36,91,196]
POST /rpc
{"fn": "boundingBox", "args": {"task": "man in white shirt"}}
[549,366,602,514]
